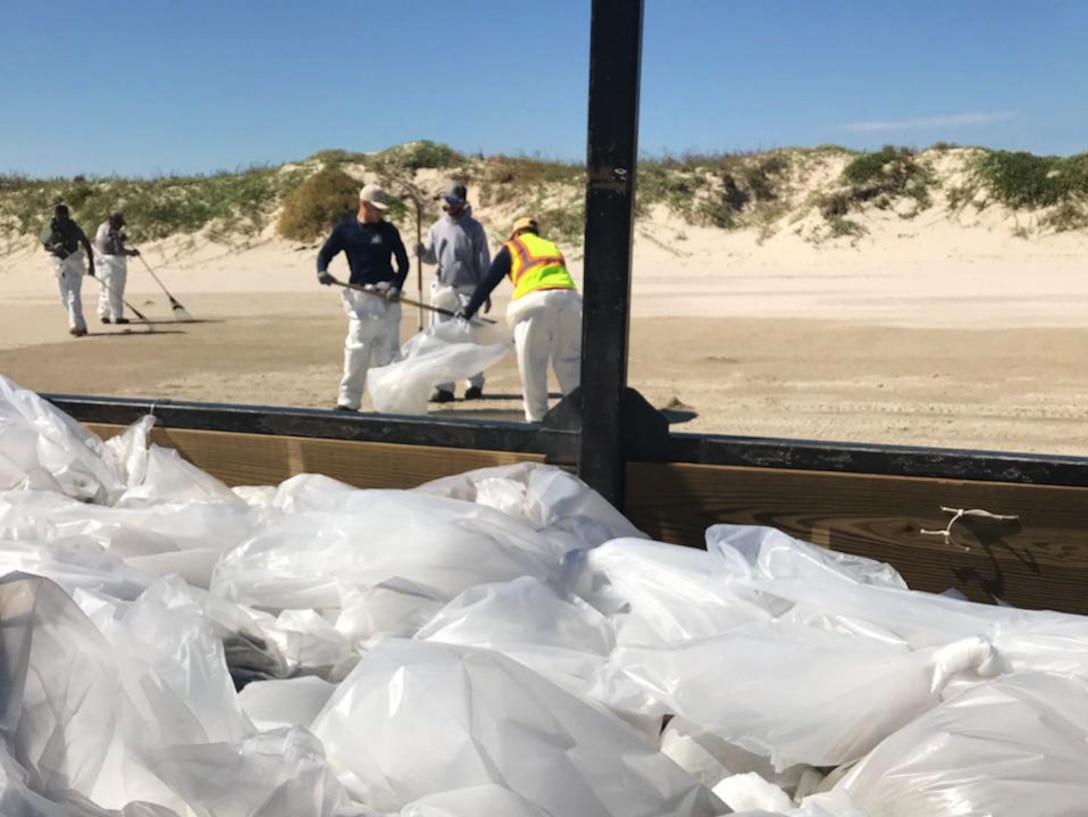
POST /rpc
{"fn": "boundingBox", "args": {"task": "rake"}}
[137,255,193,321]
[331,279,496,325]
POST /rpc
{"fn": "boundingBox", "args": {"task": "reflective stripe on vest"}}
[506,234,576,300]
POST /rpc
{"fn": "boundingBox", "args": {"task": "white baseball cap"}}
[359,184,389,210]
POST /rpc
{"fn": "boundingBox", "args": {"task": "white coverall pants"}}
[95,254,128,320]
[48,253,87,332]
[338,288,402,410]
[430,279,484,394]
[507,288,583,423]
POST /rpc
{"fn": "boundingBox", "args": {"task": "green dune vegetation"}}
[2,141,1086,254]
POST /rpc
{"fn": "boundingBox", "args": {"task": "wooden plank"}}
[85,423,544,490]
[626,461,1088,615]
[83,421,1087,614]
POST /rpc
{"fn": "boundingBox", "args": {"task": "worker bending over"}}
[457,217,581,423]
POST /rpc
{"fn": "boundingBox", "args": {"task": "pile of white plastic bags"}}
[1,373,1086,817]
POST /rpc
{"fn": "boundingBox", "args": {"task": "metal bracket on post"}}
[578,0,646,506]
[545,387,671,462]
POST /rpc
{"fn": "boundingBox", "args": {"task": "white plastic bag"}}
[571,538,771,646]
[107,575,254,746]
[105,415,239,506]
[660,717,823,797]
[839,672,1088,816]
[593,621,994,770]
[713,773,792,814]
[417,462,646,552]
[0,538,155,602]
[0,573,349,816]
[0,488,270,589]
[335,577,448,645]
[144,727,347,817]
[398,785,549,816]
[415,576,615,695]
[238,677,337,733]
[367,320,512,415]
[255,609,352,677]
[212,490,566,617]
[706,525,906,588]
[741,574,1088,678]
[0,572,211,812]
[0,375,124,503]
[311,639,726,816]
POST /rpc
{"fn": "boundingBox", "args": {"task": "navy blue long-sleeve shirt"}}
[316,217,409,289]
[463,246,512,318]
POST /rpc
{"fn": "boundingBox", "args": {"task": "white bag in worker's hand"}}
[367,319,512,415]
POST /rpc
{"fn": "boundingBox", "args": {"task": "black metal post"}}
[578,0,645,506]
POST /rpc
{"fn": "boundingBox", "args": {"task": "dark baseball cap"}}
[442,181,468,206]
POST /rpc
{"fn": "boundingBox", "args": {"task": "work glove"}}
[453,308,470,322]
[384,286,400,302]
[415,242,426,258]
[483,297,492,314]
[317,270,336,286]
[128,248,141,257]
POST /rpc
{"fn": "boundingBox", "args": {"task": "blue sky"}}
[2,0,1085,177]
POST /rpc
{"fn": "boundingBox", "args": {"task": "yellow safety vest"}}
[505,233,577,300]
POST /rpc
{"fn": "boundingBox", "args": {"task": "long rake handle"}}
[136,254,188,312]
[136,254,169,291]
[91,270,149,322]
[415,202,425,331]
[331,279,496,325]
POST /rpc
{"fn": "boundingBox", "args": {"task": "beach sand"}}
[2,209,1087,457]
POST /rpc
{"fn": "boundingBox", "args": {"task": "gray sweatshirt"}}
[419,206,491,288]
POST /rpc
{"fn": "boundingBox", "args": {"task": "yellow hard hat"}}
[510,216,539,237]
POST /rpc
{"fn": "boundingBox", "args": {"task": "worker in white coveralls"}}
[39,204,95,337]
[316,184,409,411]
[94,211,140,324]
[456,217,582,423]
[416,181,492,404]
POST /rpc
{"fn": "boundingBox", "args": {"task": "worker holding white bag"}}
[416,181,492,404]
